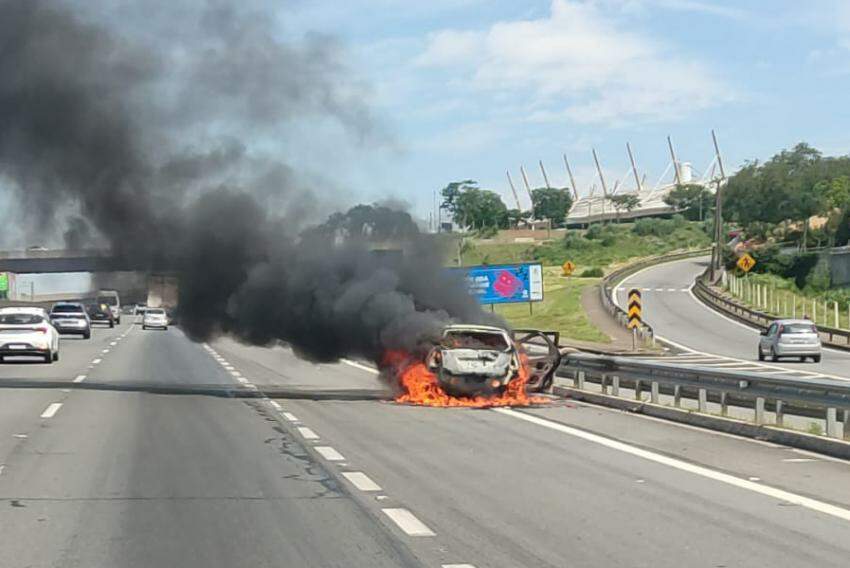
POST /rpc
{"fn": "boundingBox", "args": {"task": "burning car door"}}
[511,329,562,392]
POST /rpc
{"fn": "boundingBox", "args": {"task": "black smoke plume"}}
[0,0,499,362]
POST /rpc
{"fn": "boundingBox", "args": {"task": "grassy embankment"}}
[455,219,712,343]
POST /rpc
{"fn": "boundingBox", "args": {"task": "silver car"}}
[758,319,822,362]
[142,308,168,330]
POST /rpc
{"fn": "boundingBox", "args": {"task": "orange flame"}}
[384,350,548,408]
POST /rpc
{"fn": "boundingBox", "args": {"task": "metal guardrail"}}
[600,248,711,345]
[559,352,850,440]
[692,268,850,350]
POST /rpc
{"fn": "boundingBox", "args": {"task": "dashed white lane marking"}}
[73,375,86,383]
[40,403,63,419]
[297,426,319,440]
[443,565,477,568]
[667,288,677,292]
[315,446,345,461]
[269,400,282,411]
[223,365,235,371]
[110,341,117,346]
[91,358,102,365]
[654,288,664,292]
[236,377,249,384]
[102,349,110,354]
[282,412,299,422]
[382,508,435,537]
[230,370,242,377]
[495,408,850,523]
[342,471,382,492]
[341,359,379,374]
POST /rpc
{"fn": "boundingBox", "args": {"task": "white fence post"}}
[835,301,840,329]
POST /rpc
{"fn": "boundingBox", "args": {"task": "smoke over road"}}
[0,0,499,362]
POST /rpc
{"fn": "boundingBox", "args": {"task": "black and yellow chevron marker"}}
[627,288,642,329]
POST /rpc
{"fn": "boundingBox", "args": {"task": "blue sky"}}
[278,0,850,219]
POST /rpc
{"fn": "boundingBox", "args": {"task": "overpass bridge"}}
[0,249,138,274]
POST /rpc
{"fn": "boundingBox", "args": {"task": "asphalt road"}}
[616,256,850,381]
[2,318,850,566]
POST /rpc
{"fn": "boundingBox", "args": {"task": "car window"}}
[0,314,44,325]
[443,331,508,350]
[766,324,778,336]
[147,309,166,315]
[783,323,817,334]
[52,305,84,313]
[97,296,119,306]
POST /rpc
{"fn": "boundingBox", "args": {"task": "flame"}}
[384,350,548,408]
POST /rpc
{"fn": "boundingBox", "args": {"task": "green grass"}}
[492,267,609,343]
[458,220,711,272]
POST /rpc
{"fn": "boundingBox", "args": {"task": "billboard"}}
[456,263,543,305]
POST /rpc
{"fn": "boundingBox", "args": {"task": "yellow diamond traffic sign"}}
[736,253,756,273]
[562,261,576,276]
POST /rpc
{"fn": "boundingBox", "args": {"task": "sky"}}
[274,0,850,218]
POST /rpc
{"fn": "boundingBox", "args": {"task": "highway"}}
[2,318,850,566]
[616,256,850,382]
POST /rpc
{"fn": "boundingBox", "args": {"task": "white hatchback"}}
[0,308,61,363]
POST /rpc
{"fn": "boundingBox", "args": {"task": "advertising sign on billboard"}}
[456,263,543,305]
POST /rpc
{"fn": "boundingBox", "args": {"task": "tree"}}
[610,194,641,222]
[440,180,508,230]
[530,187,573,227]
[664,184,713,221]
[505,208,531,229]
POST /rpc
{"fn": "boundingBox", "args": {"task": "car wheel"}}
[109,321,114,328]
[142,325,147,330]
[44,350,53,364]
[757,347,765,361]
[53,350,59,362]
[83,331,91,340]
[769,347,777,362]
[813,355,822,363]
[117,317,121,324]
[164,326,168,331]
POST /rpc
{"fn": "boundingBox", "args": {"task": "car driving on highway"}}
[0,308,60,363]
[425,325,561,396]
[758,319,822,362]
[86,302,115,328]
[142,308,168,330]
[96,290,121,324]
[49,302,91,339]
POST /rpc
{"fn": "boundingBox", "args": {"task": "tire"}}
[163,326,168,331]
[799,356,806,362]
[109,321,114,328]
[44,350,53,364]
[83,330,91,340]
[53,350,59,362]
[813,355,822,363]
[142,325,147,330]
[757,347,765,361]
[769,348,777,362]
[116,317,121,324]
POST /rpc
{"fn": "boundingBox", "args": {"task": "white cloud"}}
[416,0,730,123]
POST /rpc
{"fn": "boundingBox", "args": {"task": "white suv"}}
[142,308,168,330]
[0,308,60,363]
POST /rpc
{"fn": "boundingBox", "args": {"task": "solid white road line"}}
[282,412,299,422]
[495,408,850,522]
[442,565,477,568]
[40,403,63,419]
[315,446,345,461]
[342,471,382,492]
[73,375,86,383]
[382,508,435,537]
[269,400,282,411]
[341,359,380,375]
[297,426,319,440]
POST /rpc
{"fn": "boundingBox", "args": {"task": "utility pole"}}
[710,129,727,281]
[626,143,642,193]
[667,135,682,186]
[592,149,609,222]
[563,154,579,200]
[505,170,523,211]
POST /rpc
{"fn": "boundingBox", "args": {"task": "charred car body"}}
[426,325,561,397]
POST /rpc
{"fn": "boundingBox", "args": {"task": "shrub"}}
[579,267,604,277]
[584,224,604,240]
[633,218,675,237]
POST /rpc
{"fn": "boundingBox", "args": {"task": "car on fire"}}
[425,324,561,397]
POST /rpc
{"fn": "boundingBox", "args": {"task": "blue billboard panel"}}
[456,263,544,305]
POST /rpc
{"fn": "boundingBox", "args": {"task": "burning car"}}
[424,324,561,398]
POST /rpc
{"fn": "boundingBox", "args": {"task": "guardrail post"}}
[673,385,681,407]
[634,379,642,401]
[650,381,659,404]
[719,392,728,416]
[601,374,608,395]
[843,410,850,441]
[754,397,765,425]
[775,400,784,427]
[575,370,585,389]
[827,408,838,438]
[612,375,620,397]
[698,389,707,412]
